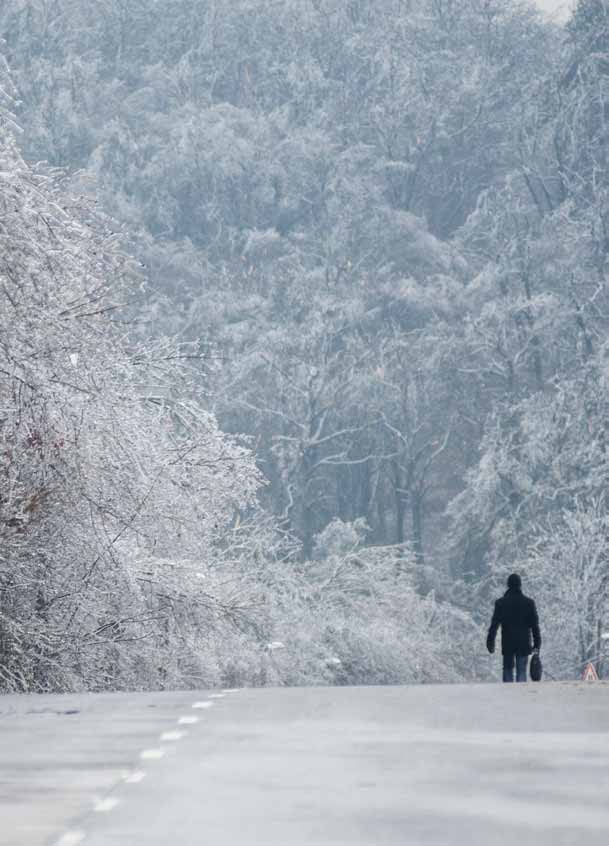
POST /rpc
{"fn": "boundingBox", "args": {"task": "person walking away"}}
[486,573,541,682]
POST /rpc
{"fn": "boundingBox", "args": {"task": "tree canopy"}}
[1,0,608,686]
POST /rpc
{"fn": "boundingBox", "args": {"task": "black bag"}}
[530,652,543,682]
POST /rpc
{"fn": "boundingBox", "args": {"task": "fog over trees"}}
[1,0,608,691]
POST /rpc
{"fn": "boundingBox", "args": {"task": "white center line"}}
[124,770,147,783]
[192,701,214,709]
[208,693,226,699]
[160,730,185,742]
[55,832,85,846]
[178,715,199,725]
[94,797,120,812]
[140,747,166,760]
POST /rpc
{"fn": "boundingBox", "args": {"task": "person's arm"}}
[487,600,501,653]
[530,600,541,651]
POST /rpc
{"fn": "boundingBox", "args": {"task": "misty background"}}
[537,0,572,21]
[0,0,608,693]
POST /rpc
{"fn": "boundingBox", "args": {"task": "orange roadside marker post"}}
[582,662,599,682]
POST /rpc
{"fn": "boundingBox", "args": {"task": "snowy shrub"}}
[250,521,483,687]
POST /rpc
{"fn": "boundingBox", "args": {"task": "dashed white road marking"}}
[140,747,166,760]
[124,770,147,783]
[178,715,199,725]
[94,797,120,812]
[160,730,185,742]
[55,832,86,846]
[55,692,234,844]
[54,691,234,846]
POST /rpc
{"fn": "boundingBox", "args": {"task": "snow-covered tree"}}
[0,76,262,691]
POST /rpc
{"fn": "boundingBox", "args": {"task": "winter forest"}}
[1,0,608,692]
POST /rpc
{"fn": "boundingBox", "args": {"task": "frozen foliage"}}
[251,520,482,687]
[0,97,262,690]
[0,0,553,566]
[1,0,609,686]
[0,94,480,689]
[525,502,609,678]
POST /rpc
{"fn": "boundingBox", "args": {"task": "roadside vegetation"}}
[1,0,608,690]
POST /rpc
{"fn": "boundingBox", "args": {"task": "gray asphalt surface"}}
[2,683,609,846]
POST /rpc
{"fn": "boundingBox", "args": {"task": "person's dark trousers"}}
[503,654,528,682]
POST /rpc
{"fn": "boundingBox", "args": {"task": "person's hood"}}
[507,573,522,591]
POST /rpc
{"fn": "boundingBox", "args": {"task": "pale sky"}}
[535,0,573,21]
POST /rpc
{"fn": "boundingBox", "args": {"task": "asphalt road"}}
[2,682,609,846]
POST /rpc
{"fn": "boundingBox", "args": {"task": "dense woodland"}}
[1,0,609,691]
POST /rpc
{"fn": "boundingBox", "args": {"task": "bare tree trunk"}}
[411,488,425,568]
[393,461,406,545]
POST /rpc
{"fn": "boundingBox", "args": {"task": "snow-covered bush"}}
[519,503,609,680]
[0,92,262,691]
[252,520,483,687]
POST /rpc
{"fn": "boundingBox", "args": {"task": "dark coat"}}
[487,588,541,656]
